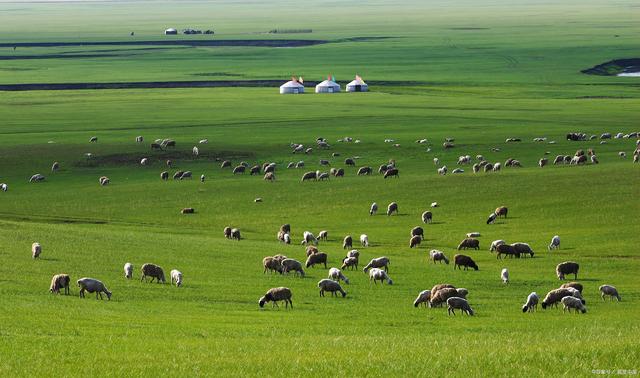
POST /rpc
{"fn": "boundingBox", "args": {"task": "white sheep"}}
[170,269,183,287]
[466,232,480,238]
[328,267,349,284]
[561,296,587,313]
[522,292,539,313]
[431,202,439,208]
[301,231,318,246]
[413,290,431,307]
[360,234,369,247]
[433,157,439,165]
[446,297,474,316]
[77,277,112,300]
[124,263,133,279]
[501,268,509,284]
[437,166,448,175]
[283,233,291,244]
[369,202,378,216]
[548,235,560,250]
[32,242,42,259]
[369,268,393,285]
[192,146,199,156]
[199,139,208,144]
[1,183,7,192]
[489,239,505,252]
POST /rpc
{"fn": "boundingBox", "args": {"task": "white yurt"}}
[164,28,178,35]
[315,77,340,93]
[346,75,368,92]
[279,78,305,94]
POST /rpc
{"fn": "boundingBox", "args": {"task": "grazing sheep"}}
[346,249,360,259]
[317,172,329,181]
[430,287,459,307]
[259,287,293,309]
[140,158,149,166]
[136,136,144,143]
[522,292,539,313]
[501,268,509,284]
[619,151,626,158]
[249,165,261,175]
[345,158,355,166]
[305,252,328,269]
[489,239,506,252]
[457,238,479,250]
[433,157,440,166]
[387,202,398,216]
[232,165,246,175]
[342,235,353,249]
[483,163,493,172]
[200,174,206,183]
[151,143,162,150]
[172,171,184,180]
[359,234,369,247]
[170,269,183,287]
[317,230,328,241]
[302,231,318,246]
[553,155,564,165]
[422,211,432,224]
[181,208,195,214]
[180,171,192,180]
[599,285,621,301]
[541,288,582,309]
[538,158,548,168]
[51,161,60,173]
[263,172,275,181]
[301,171,317,182]
[223,226,232,239]
[452,168,464,174]
[124,263,133,279]
[430,284,456,297]
[590,155,599,164]
[29,174,46,183]
[328,267,349,284]
[486,213,497,225]
[305,246,319,257]
[357,166,372,176]
[466,232,480,238]
[319,159,330,166]
[431,202,439,208]
[456,288,469,298]
[429,250,449,264]
[409,235,421,248]
[89,136,98,143]
[472,163,480,173]
[363,257,390,273]
[99,176,110,186]
[281,259,305,277]
[141,263,166,283]
[548,235,560,250]
[414,290,432,307]
[341,256,359,271]
[160,171,169,180]
[77,277,112,300]
[230,228,241,240]
[0,183,6,192]
[454,254,478,271]
[447,297,474,316]
[318,279,347,297]
[561,296,587,313]
[495,206,508,218]
[437,166,448,175]
[370,202,378,216]
[32,242,42,259]
[556,261,579,280]
[384,168,399,178]
[50,274,71,295]
[411,226,424,240]
[511,242,534,258]
[369,268,393,285]
[263,256,283,274]
[496,244,520,259]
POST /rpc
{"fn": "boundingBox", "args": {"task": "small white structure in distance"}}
[164,28,178,35]
[280,77,305,94]
[315,76,340,93]
[346,75,368,92]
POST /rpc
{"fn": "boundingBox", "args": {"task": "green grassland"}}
[0,1,639,377]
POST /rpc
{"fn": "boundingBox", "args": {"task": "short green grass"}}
[0,1,639,376]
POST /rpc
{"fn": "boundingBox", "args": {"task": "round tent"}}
[346,76,368,92]
[315,79,340,93]
[279,80,305,94]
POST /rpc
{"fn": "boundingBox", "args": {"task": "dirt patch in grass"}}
[74,150,254,168]
[581,58,640,76]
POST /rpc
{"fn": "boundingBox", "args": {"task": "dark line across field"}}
[0,80,426,91]
[0,39,326,48]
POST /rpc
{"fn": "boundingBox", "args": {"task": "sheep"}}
[232,165,245,175]
[99,176,110,186]
[564,287,585,303]
[454,254,478,271]
[357,166,372,175]
[560,282,583,293]
[32,242,42,259]
[489,239,506,252]
[511,242,534,258]
[466,232,480,238]
[472,163,480,173]
[263,256,284,274]
[590,155,599,164]
[89,136,98,143]
[456,288,469,298]
[51,161,60,173]
[599,285,621,301]
[140,263,166,283]
[124,263,133,279]
[452,168,464,174]
[429,250,449,264]
[305,246,319,257]
[160,171,169,180]
[431,202,439,208]
[319,159,330,166]
[136,136,144,143]
[457,238,479,250]
[328,267,349,284]
[495,206,508,218]
[486,213,497,225]
[306,252,328,269]
[29,174,46,183]
[501,268,509,284]
[430,284,456,297]
[433,157,440,166]
[281,258,305,277]
[387,202,398,216]
[561,296,587,313]
[370,202,378,216]
[409,235,421,248]
[342,235,353,249]
[619,151,626,158]
[263,172,276,181]
[496,244,520,259]
[317,230,328,241]
[360,234,369,247]
[553,155,564,165]
[181,208,195,214]
[264,163,276,173]
[541,288,582,309]
[259,287,293,309]
[341,256,359,271]
[368,268,393,285]
[140,158,149,166]
[437,166,447,175]
[50,274,71,295]
[318,279,347,297]
[345,158,355,166]
[301,171,317,182]
[522,292,539,313]
[411,226,424,240]
[383,168,399,178]
[151,142,162,150]
[538,158,548,168]
[548,235,560,250]
[429,287,458,307]
[413,290,432,308]
[173,171,184,180]
[363,257,390,273]
[77,278,111,300]
[0,183,6,192]
[223,226,232,239]
[483,163,493,172]
[447,297,474,316]
[556,261,579,280]
[301,231,318,246]
[231,228,241,240]
[220,160,231,168]
[170,269,183,287]
[180,171,192,180]
[635,154,639,164]
[346,249,360,259]
[422,211,432,224]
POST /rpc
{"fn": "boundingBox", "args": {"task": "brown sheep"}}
[383,168,399,178]
[306,246,319,257]
[263,256,283,274]
[341,256,358,270]
[457,238,479,250]
[556,261,579,280]
[495,206,508,218]
[50,274,71,295]
[411,226,424,240]
[305,252,328,268]
[223,226,232,239]
[430,284,455,297]
[454,254,478,271]
[429,287,459,308]
[343,235,353,249]
[409,235,421,248]
[496,244,520,259]
[140,263,166,283]
[387,202,398,216]
[560,282,583,293]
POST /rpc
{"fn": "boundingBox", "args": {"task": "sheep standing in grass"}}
[560,282,583,293]
[170,269,183,287]
[140,263,166,283]
[409,235,421,248]
[511,242,534,257]
[50,274,71,295]
[302,231,318,246]
[363,257,390,273]
[561,296,587,313]
[160,171,169,180]
[77,278,111,300]
[489,240,506,252]
[454,254,478,271]
[457,238,479,250]
[422,211,432,224]
[51,162,60,173]
[263,172,276,181]
[387,202,398,215]
[341,235,353,249]
[486,212,497,225]
[259,287,293,309]
[305,252,328,269]
[501,268,509,284]
[429,250,449,264]
[263,256,284,274]
[556,261,579,280]
[99,176,109,186]
[429,287,459,307]
[341,256,359,271]
[411,226,424,240]
[0,183,6,192]
[223,227,232,239]
[447,297,474,316]
[281,259,305,277]
[231,228,241,240]
[318,230,328,241]
[541,288,583,309]
[522,292,539,313]
[370,202,378,215]
[32,242,42,259]
[369,268,393,285]
[599,285,621,301]
[318,279,347,297]
[328,268,349,284]
[414,290,432,307]
[124,263,133,279]
[548,235,560,250]
[360,234,369,247]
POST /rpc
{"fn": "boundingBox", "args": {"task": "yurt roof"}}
[347,79,367,86]
[280,80,304,88]
[316,79,340,87]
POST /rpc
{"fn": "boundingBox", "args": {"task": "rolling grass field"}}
[0,1,639,376]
